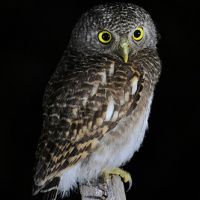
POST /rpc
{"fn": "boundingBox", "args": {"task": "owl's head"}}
[69,3,158,63]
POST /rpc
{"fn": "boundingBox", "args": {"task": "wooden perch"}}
[79,175,126,200]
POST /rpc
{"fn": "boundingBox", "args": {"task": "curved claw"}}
[126,177,132,192]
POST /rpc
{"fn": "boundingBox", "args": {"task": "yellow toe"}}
[101,167,132,190]
[101,170,111,184]
[109,168,131,183]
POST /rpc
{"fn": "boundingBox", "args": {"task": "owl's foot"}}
[101,167,132,191]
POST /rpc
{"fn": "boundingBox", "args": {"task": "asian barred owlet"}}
[32,2,161,200]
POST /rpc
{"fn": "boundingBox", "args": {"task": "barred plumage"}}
[33,2,161,200]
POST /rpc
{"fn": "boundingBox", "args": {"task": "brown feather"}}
[33,53,146,193]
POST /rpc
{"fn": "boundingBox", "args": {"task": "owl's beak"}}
[119,40,129,63]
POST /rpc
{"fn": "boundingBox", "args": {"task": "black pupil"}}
[102,33,110,41]
[134,30,141,38]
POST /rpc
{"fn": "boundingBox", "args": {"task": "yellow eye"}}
[98,31,112,44]
[133,27,144,41]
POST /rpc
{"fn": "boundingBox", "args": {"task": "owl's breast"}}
[49,55,156,189]
[80,80,154,180]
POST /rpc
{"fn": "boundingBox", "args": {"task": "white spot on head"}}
[130,76,138,95]
[105,96,114,121]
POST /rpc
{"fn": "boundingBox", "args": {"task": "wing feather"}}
[33,54,144,194]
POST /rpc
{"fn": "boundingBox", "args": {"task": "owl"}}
[32,2,161,200]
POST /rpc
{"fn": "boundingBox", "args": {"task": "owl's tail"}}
[32,176,61,200]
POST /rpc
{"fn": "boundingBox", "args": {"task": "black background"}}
[1,0,200,199]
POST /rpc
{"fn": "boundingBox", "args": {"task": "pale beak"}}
[119,40,129,63]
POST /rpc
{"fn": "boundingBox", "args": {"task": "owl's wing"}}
[33,56,144,194]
